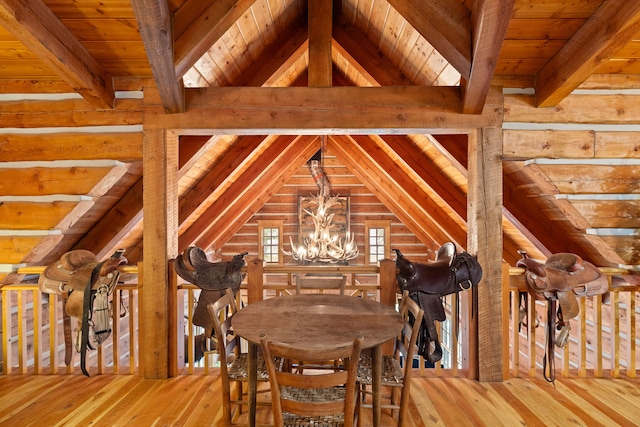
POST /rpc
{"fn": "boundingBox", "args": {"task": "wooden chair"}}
[260,333,364,427]
[356,291,424,427]
[295,274,347,295]
[208,288,272,426]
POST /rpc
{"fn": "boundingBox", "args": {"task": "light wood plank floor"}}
[0,371,638,426]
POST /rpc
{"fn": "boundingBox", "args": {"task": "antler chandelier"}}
[284,192,359,263]
[284,138,359,263]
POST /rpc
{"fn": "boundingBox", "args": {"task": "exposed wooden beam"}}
[386,0,472,79]
[73,179,143,260]
[178,135,270,226]
[142,128,178,379]
[433,134,548,265]
[308,0,333,86]
[0,133,142,162]
[536,0,640,107]
[173,0,256,79]
[130,0,184,113]
[332,16,412,86]
[0,0,114,108]
[188,136,320,251]
[379,135,467,218]
[351,135,468,247]
[467,127,503,381]
[330,135,447,247]
[144,86,503,132]
[236,25,308,87]
[461,0,514,114]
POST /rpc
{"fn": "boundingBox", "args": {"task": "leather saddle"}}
[394,242,482,363]
[516,250,608,382]
[38,249,127,376]
[174,247,247,341]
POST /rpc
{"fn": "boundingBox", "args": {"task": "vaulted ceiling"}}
[1,0,640,283]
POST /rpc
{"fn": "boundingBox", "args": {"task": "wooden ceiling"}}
[1,0,640,282]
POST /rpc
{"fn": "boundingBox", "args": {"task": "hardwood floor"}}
[0,371,638,426]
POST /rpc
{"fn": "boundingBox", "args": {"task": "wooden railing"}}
[1,279,139,375]
[178,259,466,377]
[503,264,638,379]
[4,259,636,379]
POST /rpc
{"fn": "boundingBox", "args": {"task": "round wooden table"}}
[232,293,404,427]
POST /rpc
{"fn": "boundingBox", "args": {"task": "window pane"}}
[262,227,279,263]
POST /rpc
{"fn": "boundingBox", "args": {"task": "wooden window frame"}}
[364,220,391,265]
[258,220,284,265]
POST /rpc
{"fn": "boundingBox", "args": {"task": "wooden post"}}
[247,258,265,304]
[142,128,179,378]
[466,126,504,381]
[168,260,184,376]
[378,258,397,308]
[379,258,398,355]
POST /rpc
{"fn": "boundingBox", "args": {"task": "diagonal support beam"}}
[181,136,319,251]
[0,0,114,108]
[173,0,256,79]
[536,0,640,107]
[387,0,472,79]
[461,0,514,114]
[131,0,185,113]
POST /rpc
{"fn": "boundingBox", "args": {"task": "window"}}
[258,220,284,264]
[364,220,391,264]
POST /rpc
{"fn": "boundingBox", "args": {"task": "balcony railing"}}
[1,260,637,379]
[504,264,638,379]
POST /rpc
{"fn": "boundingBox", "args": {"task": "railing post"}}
[247,259,265,304]
[379,258,397,356]
[168,259,182,376]
[378,258,396,308]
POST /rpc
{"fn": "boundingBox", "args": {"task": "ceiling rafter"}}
[0,0,114,109]
[536,0,640,108]
[178,135,271,227]
[236,24,309,87]
[350,134,467,246]
[332,16,412,86]
[173,0,257,79]
[130,0,184,113]
[191,135,320,252]
[329,135,453,249]
[386,0,472,79]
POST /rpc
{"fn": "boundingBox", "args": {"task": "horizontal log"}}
[536,164,640,193]
[0,236,47,264]
[571,199,640,228]
[503,130,595,159]
[0,201,77,229]
[505,93,640,124]
[0,98,142,128]
[0,132,142,162]
[0,166,124,196]
[144,86,503,132]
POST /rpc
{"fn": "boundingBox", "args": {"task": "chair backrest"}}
[207,288,239,368]
[295,274,347,295]
[396,291,424,377]
[260,334,364,427]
